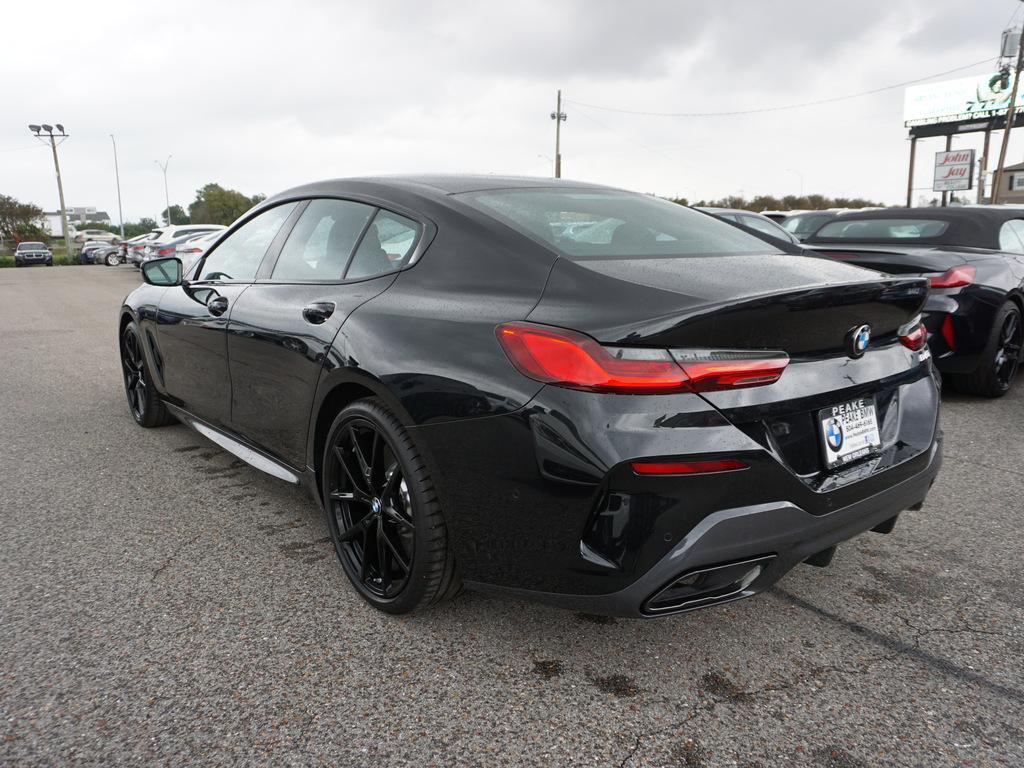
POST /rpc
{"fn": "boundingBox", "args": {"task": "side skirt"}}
[166,403,305,485]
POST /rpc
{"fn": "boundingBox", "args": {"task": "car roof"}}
[805,206,1024,249]
[697,207,770,216]
[271,174,618,202]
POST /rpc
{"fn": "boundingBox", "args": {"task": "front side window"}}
[198,203,297,282]
[459,189,775,259]
[346,210,421,279]
[272,199,375,281]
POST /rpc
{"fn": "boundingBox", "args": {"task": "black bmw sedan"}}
[805,207,1024,397]
[120,176,942,617]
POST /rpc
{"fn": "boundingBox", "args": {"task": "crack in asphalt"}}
[616,590,1019,767]
[149,534,202,584]
[773,588,1024,704]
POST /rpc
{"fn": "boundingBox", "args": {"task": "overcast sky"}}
[2,0,1021,223]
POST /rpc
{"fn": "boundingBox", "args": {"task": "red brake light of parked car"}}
[631,458,748,475]
[928,265,975,289]
[941,315,956,350]
[156,247,176,256]
[495,323,789,394]
[898,320,928,351]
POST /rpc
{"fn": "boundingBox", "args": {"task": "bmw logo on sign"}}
[847,324,871,359]
[825,418,844,452]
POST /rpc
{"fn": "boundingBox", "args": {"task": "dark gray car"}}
[14,241,53,267]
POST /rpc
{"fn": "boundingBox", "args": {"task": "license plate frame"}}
[818,396,882,469]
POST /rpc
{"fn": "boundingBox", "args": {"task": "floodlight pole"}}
[110,135,125,239]
[991,28,1024,204]
[156,155,172,224]
[551,90,567,178]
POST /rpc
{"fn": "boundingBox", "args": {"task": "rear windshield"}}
[814,218,949,240]
[458,188,779,258]
[781,213,834,236]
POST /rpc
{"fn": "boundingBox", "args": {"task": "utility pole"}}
[29,124,72,259]
[110,135,125,240]
[155,155,172,224]
[550,90,567,178]
[991,27,1024,204]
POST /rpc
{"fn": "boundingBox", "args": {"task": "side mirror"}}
[141,256,182,287]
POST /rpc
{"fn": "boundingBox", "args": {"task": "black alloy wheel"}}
[994,307,1022,391]
[953,302,1023,397]
[120,322,174,427]
[323,399,459,614]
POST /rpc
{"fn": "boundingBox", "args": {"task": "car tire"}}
[120,321,175,427]
[105,252,121,266]
[949,301,1022,398]
[46,261,53,267]
[322,398,460,615]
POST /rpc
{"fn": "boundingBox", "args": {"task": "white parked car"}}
[175,230,223,272]
[138,224,226,265]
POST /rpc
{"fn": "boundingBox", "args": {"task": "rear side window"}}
[999,220,1024,253]
[198,203,297,282]
[272,199,375,281]
[459,189,776,258]
[814,218,949,240]
[782,213,833,236]
[346,210,421,279]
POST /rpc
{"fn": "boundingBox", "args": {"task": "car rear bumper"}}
[923,288,998,374]
[410,351,941,617]
[471,436,941,617]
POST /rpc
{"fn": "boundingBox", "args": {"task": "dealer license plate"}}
[819,397,882,469]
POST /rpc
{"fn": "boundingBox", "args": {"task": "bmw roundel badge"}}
[825,418,844,452]
[847,324,871,359]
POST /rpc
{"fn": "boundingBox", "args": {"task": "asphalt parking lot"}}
[1,266,1022,767]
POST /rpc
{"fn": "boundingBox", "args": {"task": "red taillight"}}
[495,322,789,394]
[496,323,687,393]
[157,247,176,256]
[181,247,201,254]
[671,351,790,391]
[928,265,975,289]
[941,315,955,350]
[631,458,748,475]
[898,321,928,351]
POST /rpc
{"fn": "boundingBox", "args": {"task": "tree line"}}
[0,183,266,243]
[668,193,884,212]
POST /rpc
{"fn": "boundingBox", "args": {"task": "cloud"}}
[1,0,1018,221]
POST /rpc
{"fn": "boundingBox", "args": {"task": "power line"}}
[564,56,999,118]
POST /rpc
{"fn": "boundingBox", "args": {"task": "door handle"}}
[208,296,229,317]
[302,301,336,325]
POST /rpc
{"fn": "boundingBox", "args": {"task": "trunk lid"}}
[527,253,928,356]
[527,253,934,485]
[803,243,983,274]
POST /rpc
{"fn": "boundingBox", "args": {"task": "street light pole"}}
[550,90,567,178]
[991,26,1024,204]
[155,155,172,224]
[29,124,72,259]
[110,135,125,240]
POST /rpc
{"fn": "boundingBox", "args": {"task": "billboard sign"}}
[933,149,975,192]
[904,72,1024,126]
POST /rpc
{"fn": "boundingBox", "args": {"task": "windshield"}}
[458,188,779,258]
[813,218,950,240]
[17,242,45,250]
[782,213,834,236]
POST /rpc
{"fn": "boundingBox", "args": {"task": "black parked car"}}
[120,176,942,617]
[14,241,53,267]
[805,207,1024,397]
